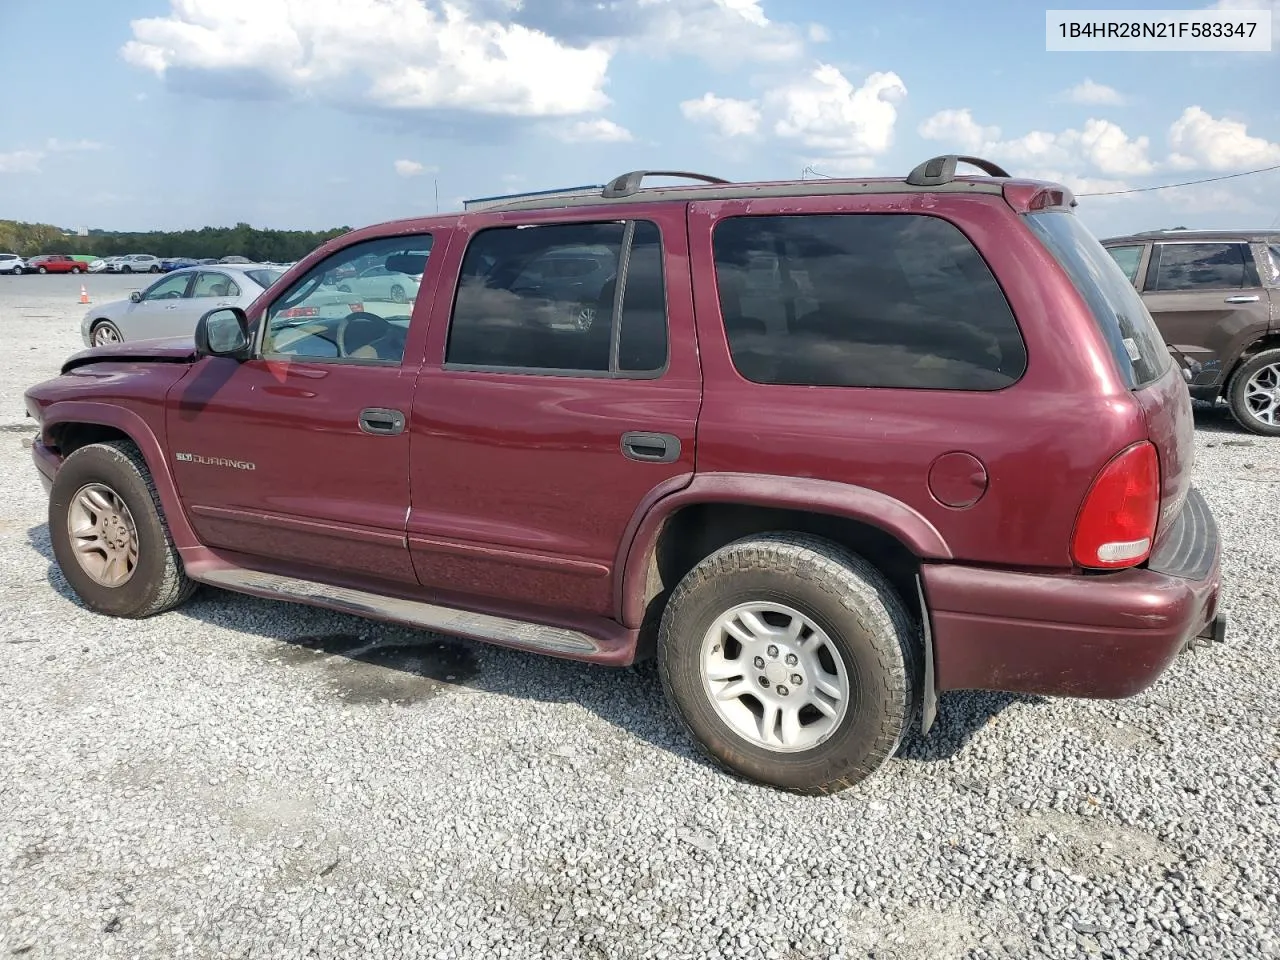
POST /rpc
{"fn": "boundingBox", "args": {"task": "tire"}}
[390,284,406,303]
[70,266,82,274]
[658,532,921,794]
[1226,348,1280,437]
[121,266,132,273]
[149,265,160,273]
[48,440,196,618]
[90,321,123,346]
[37,266,47,274]
[9,266,20,275]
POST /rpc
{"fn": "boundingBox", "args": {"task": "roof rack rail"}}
[905,155,1011,187]
[602,169,731,199]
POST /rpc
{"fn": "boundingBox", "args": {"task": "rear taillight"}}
[1071,441,1160,570]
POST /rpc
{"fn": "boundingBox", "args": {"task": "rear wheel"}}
[658,532,920,794]
[70,266,82,274]
[149,265,160,273]
[49,440,196,618]
[1226,348,1280,437]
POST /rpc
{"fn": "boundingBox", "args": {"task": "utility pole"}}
[434,179,439,214]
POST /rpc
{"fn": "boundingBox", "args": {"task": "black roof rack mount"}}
[603,170,731,199]
[905,155,1011,187]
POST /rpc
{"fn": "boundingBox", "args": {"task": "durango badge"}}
[175,453,255,471]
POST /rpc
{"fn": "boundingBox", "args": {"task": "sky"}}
[0,0,1277,240]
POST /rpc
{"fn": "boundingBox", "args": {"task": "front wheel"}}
[90,321,123,346]
[37,266,47,274]
[121,265,132,273]
[1227,348,1280,437]
[658,532,920,794]
[49,440,196,618]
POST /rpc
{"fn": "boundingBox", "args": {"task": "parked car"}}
[220,255,251,264]
[24,157,1225,794]
[334,261,422,304]
[107,254,162,274]
[86,258,109,273]
[1101,229,1279,435]
[78,264,284,346]
[161,257,199,272]
[24,254,86,274]
[0,253,25,275]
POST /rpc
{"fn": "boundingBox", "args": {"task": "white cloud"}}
[560,118,634,142]
[807,23,831,42]
[0,150,44,174]
[122,0,613,117]
[680,93,762,138]
[769,65,907,161]
[0,138,101,174]
[630,0,804,63]
[916,108,998,155]
[1167,106,1280,170]
[918,110,1155,178]
[394,159,428,177]
[1061,78,1125,106]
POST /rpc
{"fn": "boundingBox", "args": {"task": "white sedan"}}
[81,264,284,346]
[334,263,422,304]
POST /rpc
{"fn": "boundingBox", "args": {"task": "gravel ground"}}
[1,273,1278,960]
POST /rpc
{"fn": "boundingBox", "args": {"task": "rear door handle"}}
[359,407,406,436]
[1224,295,1260,303]
[621,431,681,463]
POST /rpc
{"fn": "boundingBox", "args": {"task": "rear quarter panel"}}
[686,194,1147,569]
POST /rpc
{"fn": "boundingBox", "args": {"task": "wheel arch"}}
[40,402,199,550]
[615,472,949,633]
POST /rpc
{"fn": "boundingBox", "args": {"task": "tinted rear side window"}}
[1026,212,1170,389]
[711,214,1027,390]
[1147,242,1247,291]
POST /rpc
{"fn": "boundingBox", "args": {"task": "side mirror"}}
[195,307,251,360]
[129,291,142,303]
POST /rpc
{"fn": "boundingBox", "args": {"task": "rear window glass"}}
[711,214,1027,390]
[245,269,283,288]
[1026,212,1171,389]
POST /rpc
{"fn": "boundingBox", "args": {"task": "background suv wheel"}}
[1227,348,1280,437]
[658,532,921,794]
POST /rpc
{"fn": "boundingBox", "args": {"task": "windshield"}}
[1026,211,1171,389]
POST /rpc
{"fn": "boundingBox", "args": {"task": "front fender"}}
[38,400,200,551]
[614,472,952,628]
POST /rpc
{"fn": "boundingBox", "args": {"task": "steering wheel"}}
[336,311,395,358]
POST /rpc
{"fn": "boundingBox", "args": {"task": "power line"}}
[1077,162,1280,196]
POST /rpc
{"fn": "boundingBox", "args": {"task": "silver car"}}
[81,264,285,346]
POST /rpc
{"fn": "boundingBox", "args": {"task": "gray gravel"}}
[1,273,1278,960]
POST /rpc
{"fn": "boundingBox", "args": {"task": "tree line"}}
[0,219,351,263]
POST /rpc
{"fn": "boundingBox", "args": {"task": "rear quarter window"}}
[1026,212,1171,389]
[711,213,1027,390]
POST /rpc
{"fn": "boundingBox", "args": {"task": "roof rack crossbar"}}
[602,169,731,199]
[905,155,1011,187]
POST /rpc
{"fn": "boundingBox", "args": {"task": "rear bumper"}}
[924,488,1222,699]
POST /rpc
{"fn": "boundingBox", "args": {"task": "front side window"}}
[712,213,1026,390]
[1105,244,1144,285]
[1147,242,1247,291]
[262,234,433,364]
[142,273,192,300]
[445,220,668,375]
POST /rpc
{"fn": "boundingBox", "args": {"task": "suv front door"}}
[165,231,445,584]
[1139,241,1271,389]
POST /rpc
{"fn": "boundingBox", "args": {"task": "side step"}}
[193,566,612,659]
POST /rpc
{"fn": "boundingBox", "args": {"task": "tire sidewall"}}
[661,564,909,791]
[49,445,172,617]
[1228,350,1280,437]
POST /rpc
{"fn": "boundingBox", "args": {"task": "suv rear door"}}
[405,205,700,618]
[1138,240,1270,388]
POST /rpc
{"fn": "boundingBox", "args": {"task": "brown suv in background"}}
[1102,229,1280,435]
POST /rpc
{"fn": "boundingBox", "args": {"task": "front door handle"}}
[359,407,406,436]
[1225,295,1260,303]
[621,431,681,463]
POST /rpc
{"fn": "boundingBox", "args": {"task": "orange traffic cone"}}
[79,284,90,305]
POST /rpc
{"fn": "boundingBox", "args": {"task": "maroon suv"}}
[24,156,1226,794]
